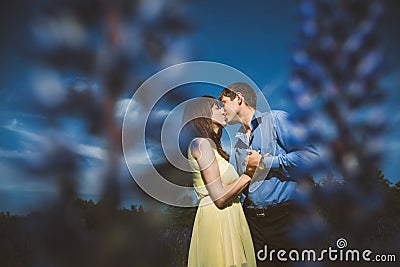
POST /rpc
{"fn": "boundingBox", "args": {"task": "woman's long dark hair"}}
[179,96,229,161]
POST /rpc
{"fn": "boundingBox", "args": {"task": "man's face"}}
[220,95,241,125]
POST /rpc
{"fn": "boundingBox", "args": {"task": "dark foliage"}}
[0,199,197,267]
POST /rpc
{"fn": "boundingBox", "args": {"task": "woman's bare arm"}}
[190,138,251,209]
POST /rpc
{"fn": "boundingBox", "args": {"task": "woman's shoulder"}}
[189,138,215,159]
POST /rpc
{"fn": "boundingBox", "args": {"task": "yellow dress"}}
[187,148,256,267]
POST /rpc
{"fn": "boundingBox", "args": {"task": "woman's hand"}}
[240,173,252,183]
[245,165,256,177]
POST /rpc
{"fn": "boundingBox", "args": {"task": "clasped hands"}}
[244,149,270,177]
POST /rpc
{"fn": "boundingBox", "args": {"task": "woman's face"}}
[211,104,226,128]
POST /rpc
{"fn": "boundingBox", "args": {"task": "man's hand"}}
[245,149,262,168]
[244,150,270,177]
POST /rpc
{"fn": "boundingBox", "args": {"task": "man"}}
[219,82,318,266]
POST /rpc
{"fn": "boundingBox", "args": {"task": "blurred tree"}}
[0,0,192,266]
[288,0,399,258]
[0,199,198,266]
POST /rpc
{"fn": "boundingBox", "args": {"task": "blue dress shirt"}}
[234,110,318,206]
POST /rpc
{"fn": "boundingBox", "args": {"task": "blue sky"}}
[0,0,399,214]
[186,0,400,183]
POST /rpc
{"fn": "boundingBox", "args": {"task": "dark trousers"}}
[244,203,294,267]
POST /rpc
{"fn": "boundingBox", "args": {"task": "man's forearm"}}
[263,147,318,178]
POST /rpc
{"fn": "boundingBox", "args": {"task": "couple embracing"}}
[181,82,318,267]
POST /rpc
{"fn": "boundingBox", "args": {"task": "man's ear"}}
[236,92,243,105]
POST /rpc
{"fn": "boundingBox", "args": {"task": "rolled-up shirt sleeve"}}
[262,111,318,178]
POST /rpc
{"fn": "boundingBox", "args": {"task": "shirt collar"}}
[251,110,263,132]
[235,110,263,137]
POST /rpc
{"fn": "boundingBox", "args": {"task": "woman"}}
[181,96,256,267]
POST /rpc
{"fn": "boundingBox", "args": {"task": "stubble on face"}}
[220,96,240,125]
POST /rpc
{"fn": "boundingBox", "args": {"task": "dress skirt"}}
[187,196,256,267]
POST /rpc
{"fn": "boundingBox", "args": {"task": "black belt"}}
[244,200,292,218]
[265,170,296,182]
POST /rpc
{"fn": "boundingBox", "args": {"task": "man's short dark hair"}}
[218,82,257,109]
